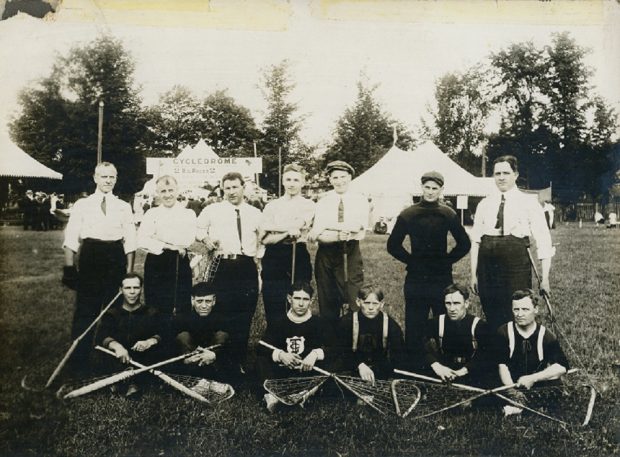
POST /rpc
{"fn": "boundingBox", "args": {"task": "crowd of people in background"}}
[17,189,67,230]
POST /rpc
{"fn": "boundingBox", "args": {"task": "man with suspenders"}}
[424,284,493,386]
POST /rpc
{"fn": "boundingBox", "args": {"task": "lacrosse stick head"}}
[263,375,329,407]
[390,379,422,418]
[188,378,235,403]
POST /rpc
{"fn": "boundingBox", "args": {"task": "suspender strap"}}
[438,314,445,350]
[382,312,389,349]
[508,321,515,359]
[537,325,546,362]
[352,312,359,352]
[471,317,480,351]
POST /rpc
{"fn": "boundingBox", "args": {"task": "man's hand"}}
[453,367,469,379]
[431,363,457,382]
[113,346,130,363]
[287,227,301,239]
[62,266,78,290]
[358,363,375,385]
[278,351,301,370]
[540,278,551,298]
[337,230,351,242]
[516,375,537,390]
[470,277,479,295]
[202,237,220,252]
[300,351,318,371]
[185,349,216,366]
[132,338,158,352]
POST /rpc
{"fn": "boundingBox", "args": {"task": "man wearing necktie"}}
[62,162,136,370]
[310,160,369,338]
[196,172,263,373]
[470,155,554,331]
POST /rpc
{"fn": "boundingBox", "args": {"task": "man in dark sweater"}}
[387,171,471,367]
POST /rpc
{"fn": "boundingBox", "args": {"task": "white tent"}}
[349,141,495,222]
[0,135,63,179]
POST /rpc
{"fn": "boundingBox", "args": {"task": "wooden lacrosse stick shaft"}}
[526,247,555,318]
[291,239,297,285]
[95,345,219,403]
[63,348,205,399]
[45,291,122,388]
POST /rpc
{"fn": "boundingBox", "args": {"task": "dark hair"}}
[288,280,314,297]
[221,172,244,186]
[493,155,519,173]
[511,289,537,305]
[443,283,469,301]
[357,284,385,302]
[156,175,178,187]
[192,282,217,297]
[121,272,143,287]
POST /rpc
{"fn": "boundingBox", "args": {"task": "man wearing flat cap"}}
[387,171,471,368]
[309,160,369,337]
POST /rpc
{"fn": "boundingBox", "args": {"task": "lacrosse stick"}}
[259,340,402,415]
[290,239,297,285]
[526,247,599,393]
[95,346,233,404]
[264,375,329,407]
[60,348,206,399]
[21,291,122,391]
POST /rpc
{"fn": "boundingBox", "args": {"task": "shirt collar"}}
[94,189,113,199]
[287,309,312,323]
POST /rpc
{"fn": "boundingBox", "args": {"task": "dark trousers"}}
[262,242,312,325]
[144,250,192,316]
[213,256,259,365]
[404,271,452,366]
[315,241,364,335]
[72,239,126,367]
[477,235,531,331]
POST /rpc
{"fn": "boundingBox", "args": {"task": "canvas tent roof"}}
[0,135,63,179]
[349,141,495,198]
[176,139,219,161]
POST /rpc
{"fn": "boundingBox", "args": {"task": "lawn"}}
[0,224,618,457]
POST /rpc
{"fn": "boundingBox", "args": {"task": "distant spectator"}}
[594,211,604,226]
[18,189,35,230]
[608,212,618,229]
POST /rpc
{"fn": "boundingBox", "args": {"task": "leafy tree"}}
[144,85,202,156]
[199,90,260,157]
[10,35,147,196]
[258,60,303,192]
[324,77,414,175]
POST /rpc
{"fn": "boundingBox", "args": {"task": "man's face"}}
[512,296,537,328]
[282,171,304,197]
[223,178,244,206]
[493,161,518,193]
[444,291,469,321]
[94,166,118,194]
[192,294,216,317]
[156,180,178,208]
[421,181,442,203]
[121,277,142,306]
[287,289,312,317]
[329,170,351,195]
[358,293,384,319]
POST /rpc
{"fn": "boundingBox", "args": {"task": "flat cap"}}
[421,170,444,187]
[326,160,355,176]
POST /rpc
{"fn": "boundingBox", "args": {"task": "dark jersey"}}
[336,311,405,372]
[99,304,162,348]
[173,310,227,351]
[260,314,326,360]
[497,322,569,380]
[424,314,493,374]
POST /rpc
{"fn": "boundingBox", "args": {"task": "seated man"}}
[497,289,569,409]
[257,280,327,412]
[424,284,494,386]
[98,272,164,397]
[173,282,230,380]
[335,285,405,385]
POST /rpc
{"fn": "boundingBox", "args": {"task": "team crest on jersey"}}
[286,336,305,355]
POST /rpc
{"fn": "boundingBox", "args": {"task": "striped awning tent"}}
[0,135,62,179]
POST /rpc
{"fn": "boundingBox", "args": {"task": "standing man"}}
[19,189,35,230]
[310,161,369,336]
[387,171,470,367]
[196,172,262,371]
[260,163,315,325]
[62,162,136,367]
[470,155,554,331]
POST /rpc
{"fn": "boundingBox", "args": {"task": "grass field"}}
[0,224,619,457]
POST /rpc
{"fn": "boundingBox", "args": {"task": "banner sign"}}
[146,157,262,186]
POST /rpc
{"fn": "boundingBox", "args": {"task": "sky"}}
[0,0,618,148]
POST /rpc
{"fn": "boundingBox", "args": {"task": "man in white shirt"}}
[196,172,262,371]
[470,155,554,330]
[62,162,136,368]
[310,160,369,336]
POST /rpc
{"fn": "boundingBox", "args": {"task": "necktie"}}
[101,195,107,215]
[337,198,344,223]
[495,194,505,235]
[236,208,243,254]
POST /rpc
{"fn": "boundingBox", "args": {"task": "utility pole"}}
[97,100,104,164]
[278,147,282,197]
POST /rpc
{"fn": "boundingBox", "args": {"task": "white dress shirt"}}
[197,201,262,257]
[310,191,369,241]
[138,203,197,255]
[471,187,554,259]
[260,195,315,243]
[63,190,136,254]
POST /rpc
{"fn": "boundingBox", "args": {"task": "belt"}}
[219,253,253,260]
[280,239,306,246]
[82,238,123,245]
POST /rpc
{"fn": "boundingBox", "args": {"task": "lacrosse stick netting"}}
[264,375,329,406]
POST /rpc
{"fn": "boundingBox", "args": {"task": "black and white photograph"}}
[0,1,618,456]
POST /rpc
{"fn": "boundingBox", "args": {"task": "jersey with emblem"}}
[260,314,326,359]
